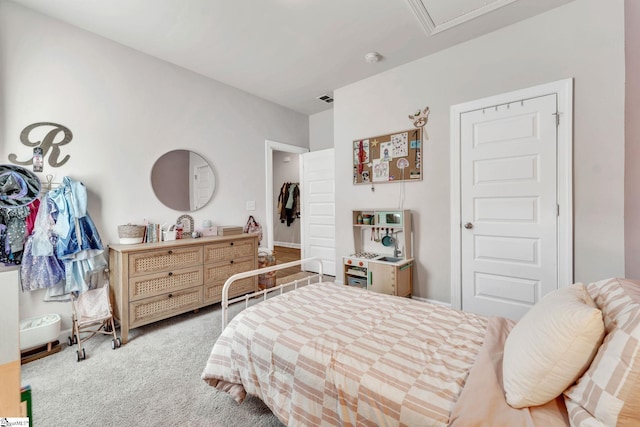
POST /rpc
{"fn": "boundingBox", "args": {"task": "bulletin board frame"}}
[352,127,422,185]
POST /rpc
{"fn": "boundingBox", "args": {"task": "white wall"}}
[309,109,334,151]
[0,269,20,364]
[273,151,300,246]
[334,0,626,301]
[0,1,309,329]
[625,0,640,279]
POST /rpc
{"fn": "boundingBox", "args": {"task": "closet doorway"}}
[273,153,302,277]
[265,141,335,278]
[273,246,303,279]
[265,140,308,276]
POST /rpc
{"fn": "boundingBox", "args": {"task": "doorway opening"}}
[273,246,302,280]
[265,140,308,282]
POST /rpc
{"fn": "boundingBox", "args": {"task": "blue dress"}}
[45,177,106,299]
[49,177,104,261]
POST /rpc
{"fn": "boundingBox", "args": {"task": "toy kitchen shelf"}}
[344,209,413,297]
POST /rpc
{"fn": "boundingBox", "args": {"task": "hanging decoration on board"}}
[409,106,430,139]
[8,122,73,170]
[409,106,430,128]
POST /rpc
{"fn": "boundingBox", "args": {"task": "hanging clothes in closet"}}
[277,182,300,226]
[20,176,107,301]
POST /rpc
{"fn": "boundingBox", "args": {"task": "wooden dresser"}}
[109,234,258,343]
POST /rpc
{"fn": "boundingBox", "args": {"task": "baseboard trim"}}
[274,242,301,249]
[59,329,71,344]
[411,295,451,307]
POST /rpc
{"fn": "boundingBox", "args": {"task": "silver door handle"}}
[464,222,473,229]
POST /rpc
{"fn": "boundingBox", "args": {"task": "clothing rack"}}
[43,174,61,191]
[21,176,107,300]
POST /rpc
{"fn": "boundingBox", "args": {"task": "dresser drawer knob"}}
[230,242,234,246]
[230,260,234,264]
[168,293,173,298]
[168,272,173,276]
[168,250,173,255]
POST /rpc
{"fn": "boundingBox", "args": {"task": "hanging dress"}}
[49,177,103,261]
[0,205,30,264]
[44,177,106,300]
[20,195,66,292]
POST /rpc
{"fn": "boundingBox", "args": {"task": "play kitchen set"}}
[343,209,413,297]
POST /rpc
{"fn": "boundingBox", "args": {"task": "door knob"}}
[464,222,473,229]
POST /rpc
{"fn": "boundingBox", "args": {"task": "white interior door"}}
[460,94,559,320]
[302,148,335,276]
[193,164,214,210]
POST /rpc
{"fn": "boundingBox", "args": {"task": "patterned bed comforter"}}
[202,283,489,426]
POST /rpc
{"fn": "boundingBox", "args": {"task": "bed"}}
[202,258,640,427]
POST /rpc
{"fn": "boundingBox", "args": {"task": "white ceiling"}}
[10,0,574,115]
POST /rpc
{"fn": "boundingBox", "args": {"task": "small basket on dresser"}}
[117,224,146,244]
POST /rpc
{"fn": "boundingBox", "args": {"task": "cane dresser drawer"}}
[129,286,203,328]
[109,234,259,344]
[129,246,203,277]
[204,258,256,284]
[129,266,203,301]
[204,277,256,304]
[204,239,255,263]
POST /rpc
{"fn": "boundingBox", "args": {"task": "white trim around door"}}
[265,140,309,251]
[450,78,574,311]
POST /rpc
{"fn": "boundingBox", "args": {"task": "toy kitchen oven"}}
[343,210,414,297]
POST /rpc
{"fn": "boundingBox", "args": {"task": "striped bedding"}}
[202,283,491,426]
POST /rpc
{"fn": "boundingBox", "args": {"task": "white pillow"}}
[502,284,605,408]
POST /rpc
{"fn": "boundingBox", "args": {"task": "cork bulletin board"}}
[353,127,422,184]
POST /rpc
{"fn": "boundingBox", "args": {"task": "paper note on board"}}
[391,132,408,157]
[372,159,389,182]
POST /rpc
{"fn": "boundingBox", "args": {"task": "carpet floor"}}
[20,300,286,427]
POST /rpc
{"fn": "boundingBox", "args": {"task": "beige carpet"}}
[20,301,285,427]
[21,270,334,426]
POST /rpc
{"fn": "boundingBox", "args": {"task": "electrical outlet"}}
[246,200,256,211]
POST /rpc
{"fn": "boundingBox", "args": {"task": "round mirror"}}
[150,150,215,211]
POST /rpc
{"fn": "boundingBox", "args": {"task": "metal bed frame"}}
[221,257,324,328]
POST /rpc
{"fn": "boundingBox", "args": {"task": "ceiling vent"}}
[316,94,334,104]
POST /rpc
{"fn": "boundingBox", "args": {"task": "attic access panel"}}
[408,0,518,35]
[353,128,422,184]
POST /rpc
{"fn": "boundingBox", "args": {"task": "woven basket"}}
[118,224,145,244]
[118,224,145,238]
